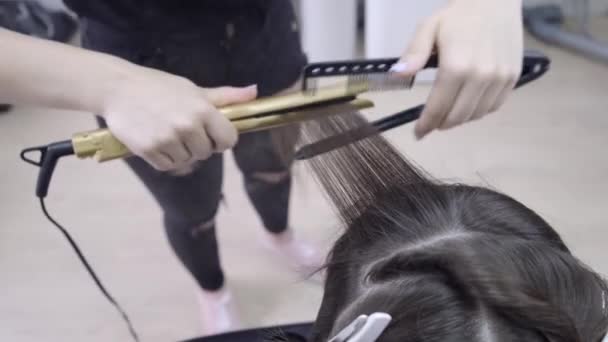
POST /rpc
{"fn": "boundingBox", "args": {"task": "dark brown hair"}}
[278,112,608,342]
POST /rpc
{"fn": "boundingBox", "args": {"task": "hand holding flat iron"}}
[101,67,257,171]
[390,0,524,139]
[0,28,258,172]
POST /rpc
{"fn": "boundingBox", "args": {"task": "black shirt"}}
[72,0,307,96]
[63,0,270,31]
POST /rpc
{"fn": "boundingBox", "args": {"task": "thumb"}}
[201,84,258,107]
[390,15,439,77]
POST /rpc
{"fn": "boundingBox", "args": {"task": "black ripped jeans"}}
[79,1,307,291]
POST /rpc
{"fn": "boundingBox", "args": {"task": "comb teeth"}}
[303,74,415,96]
[346,73,415,92]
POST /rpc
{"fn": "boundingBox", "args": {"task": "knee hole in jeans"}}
[190,218,216,238]
[251,171,289,184]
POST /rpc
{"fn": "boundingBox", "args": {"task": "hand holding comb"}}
[294,49,551,160]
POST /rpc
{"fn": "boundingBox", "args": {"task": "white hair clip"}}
[328,312,392,342]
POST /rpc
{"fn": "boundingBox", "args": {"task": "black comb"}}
[295,50,551,160]
[302,55,440,95]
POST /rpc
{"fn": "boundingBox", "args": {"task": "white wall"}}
[299,0,358,62]
[364,0,446,58]
[297,0,447,62]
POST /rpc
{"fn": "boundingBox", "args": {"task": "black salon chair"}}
[181,322,313,342]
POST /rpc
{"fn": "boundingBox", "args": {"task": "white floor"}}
[1,27,608,341]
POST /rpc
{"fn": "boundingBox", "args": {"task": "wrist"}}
[92,55,140,117]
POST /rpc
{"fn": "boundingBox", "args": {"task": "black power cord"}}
[39,197,140,342]
[21,143,140,341]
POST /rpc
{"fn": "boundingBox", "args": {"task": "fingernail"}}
[245,84,258,91]
[389,62,408,73]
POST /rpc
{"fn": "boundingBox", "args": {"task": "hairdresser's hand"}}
[391,0,523,139]
[101,67,257,171]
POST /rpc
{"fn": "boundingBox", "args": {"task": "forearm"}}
[0,28,135,113]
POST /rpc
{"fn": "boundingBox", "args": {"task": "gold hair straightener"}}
[21,50,550,198]
[20,84,375,198]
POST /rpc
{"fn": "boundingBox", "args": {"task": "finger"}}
[415,66,464,139]
[470,81,506,121]
[201,85,258,107]
[170,164,197,177]
[141,151,175,172]
[161,139,191,165]
[471,68,517,120]
[390,14,439,77]
[120,135,176,171]
[205,111,238,152]
[182,128,213,161]
[488,73,518,115]
[439,70,492,130]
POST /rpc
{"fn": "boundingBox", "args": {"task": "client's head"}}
[291,114,608,342]
[314,184,608,342]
